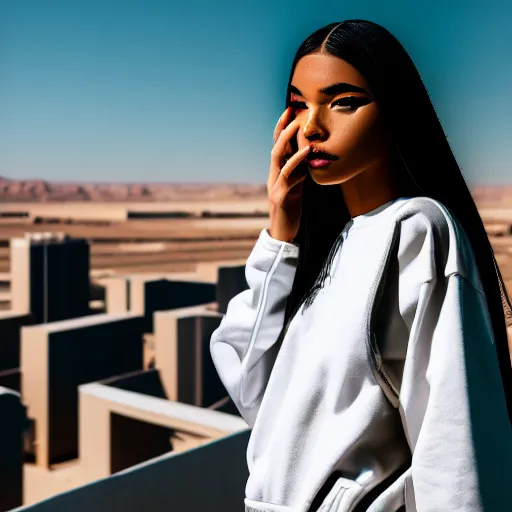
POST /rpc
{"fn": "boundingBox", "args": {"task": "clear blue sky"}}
[1,0,510,186]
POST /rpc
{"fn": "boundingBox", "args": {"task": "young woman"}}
[210,19,512,511]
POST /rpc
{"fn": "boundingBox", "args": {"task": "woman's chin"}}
[308,167,343,185]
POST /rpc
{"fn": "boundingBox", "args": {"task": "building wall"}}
[10,236,90,324]
[12,430,250,512]
[21,313,144,467]
[0,388,26,512]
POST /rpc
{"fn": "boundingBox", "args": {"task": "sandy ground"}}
[0,216,268,275]
[0,201,510,291]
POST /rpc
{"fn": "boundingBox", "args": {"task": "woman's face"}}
[290,52,391,185]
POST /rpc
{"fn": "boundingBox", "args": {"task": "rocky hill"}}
[0,176,267,202]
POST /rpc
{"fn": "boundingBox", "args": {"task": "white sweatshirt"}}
[209,196,512,511]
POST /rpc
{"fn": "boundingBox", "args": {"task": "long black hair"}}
[280,19,512,421]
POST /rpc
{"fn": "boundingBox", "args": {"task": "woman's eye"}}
[332,96,370,110]
[289,97,370,112]
[289,100,307,110]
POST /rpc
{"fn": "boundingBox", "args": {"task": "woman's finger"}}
[273,107,292,144]
[280,146,311,180]
[268,120,301,190]
[270,119,300,164]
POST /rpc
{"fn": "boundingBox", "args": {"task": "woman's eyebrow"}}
[289,82,369,97]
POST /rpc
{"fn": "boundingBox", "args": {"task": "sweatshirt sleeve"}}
[398,271,512,511]
[209,228,299,428]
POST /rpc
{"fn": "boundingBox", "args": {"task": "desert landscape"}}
[0,180,511,317]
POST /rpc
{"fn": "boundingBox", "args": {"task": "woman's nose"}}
[303,120,327,142]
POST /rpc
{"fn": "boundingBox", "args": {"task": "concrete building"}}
[216,264,249,314]
[0,312,33,371]
[100,276,130,314]
[12,429,250,512]
[0,387,26,512]
[0,244,260,508]
[194,259,247,282]
[0,368,21,392]
[129,277,216,332]
[0,312,33,392]
[78,381,247,482]
[10,232,90,324]
[153,305,227,408]
[20,313,145,468]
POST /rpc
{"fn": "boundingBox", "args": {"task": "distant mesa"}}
[0,177,268,202]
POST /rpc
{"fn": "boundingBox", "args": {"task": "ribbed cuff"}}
[258,228,299,258]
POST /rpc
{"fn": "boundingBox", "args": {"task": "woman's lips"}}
[307,158,333,168]
[306,149,337,168]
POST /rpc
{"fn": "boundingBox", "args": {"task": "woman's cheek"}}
[332,124,364,152]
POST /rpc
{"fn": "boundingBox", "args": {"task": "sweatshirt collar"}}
[344,196,411,233]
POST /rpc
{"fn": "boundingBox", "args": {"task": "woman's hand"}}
[267,106,311,243]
